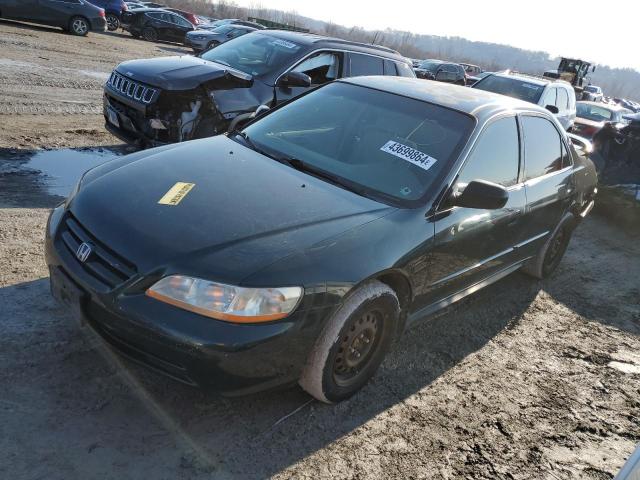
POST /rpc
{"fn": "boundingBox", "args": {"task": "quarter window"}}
[292,52,341,85]
[350,53,384,76]
[522,116,564,180]
[383,59,397,76]
[542,88,557,108]
[458,117,520,188]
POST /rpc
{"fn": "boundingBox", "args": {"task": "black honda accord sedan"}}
[45,77,597,403]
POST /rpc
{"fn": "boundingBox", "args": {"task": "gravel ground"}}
[1,19,639,480]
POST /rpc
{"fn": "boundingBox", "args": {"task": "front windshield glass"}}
[242,82,474,205]
[585,86,599,93]
[473,75,544,103]
[209,24,235,34]
[577,103,613,122]
[200,32,303,76]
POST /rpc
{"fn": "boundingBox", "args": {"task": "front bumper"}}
[45,205,334,395]
[103,93,170,148]
[185,36,208,51]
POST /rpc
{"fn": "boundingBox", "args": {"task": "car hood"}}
[70,136,393,284]
[575,117,604,128]
[116,55,253,90]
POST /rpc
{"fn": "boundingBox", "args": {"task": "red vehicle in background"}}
[164,7,199,25]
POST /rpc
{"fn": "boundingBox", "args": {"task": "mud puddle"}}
[0,147,128,207]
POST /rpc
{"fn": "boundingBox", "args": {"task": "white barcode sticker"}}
[270,39,298,49]
[380,141,437,171]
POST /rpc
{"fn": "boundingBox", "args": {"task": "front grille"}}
[58,214,136,290]
[107,71,158,104]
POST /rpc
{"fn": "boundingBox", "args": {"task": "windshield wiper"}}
[272,154,371,197]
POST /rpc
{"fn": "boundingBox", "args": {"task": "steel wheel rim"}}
[73,19,88,34]
[332,309,382,387]
[544,227,567,272]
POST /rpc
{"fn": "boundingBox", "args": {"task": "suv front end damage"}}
[103,61,259,148]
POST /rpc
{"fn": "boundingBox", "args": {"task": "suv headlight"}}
[146,275,303,323]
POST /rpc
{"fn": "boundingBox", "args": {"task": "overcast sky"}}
[238,0,639,71]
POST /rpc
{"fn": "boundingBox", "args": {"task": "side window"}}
[522,116,563,180]
[292,52,341,85]
[557,88,569,112]
[542,88,557,109]
[349,53,384,77]
[458,117,520,188]
[383,59,397,76]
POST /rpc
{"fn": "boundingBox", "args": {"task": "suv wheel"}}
[106,13,119,31]
[142,26,158,42]
[299,280,400,403]
[69,16,89,36]
[522,214,575,279]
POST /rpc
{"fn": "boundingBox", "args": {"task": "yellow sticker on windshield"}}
[158,182,195,206]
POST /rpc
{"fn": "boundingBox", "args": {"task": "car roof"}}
[253,30,407,61]
[578,101,626,111]
[341,76,549,120]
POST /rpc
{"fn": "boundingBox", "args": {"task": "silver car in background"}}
[185,24,257,52]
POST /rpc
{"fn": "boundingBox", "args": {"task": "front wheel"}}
[69,16,89,36]
[142,26,158,42]
[299,280,400,403]
[106,13,119,31]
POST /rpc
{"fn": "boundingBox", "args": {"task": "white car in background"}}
[583,85,604,102]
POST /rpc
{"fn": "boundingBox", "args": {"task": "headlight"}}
[146,275,303,323]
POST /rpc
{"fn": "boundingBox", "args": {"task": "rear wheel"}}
[299,281,400,403]
[106,13,119,31]
[69,16,89,36]
[522,215,575,279]
[142,26,158,42]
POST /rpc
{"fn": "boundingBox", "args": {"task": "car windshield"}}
[418,61,442,73]
[241,82,474,206]
[200,32,303,76]
[473,75,544,103]
[577,103,613,122]
[585,86,598,93]
[209,24,234,34]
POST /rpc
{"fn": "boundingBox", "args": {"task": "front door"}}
[417,115,527,310]
[274,51,342,105]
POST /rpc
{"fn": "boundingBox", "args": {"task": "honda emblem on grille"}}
[76,242,92,263]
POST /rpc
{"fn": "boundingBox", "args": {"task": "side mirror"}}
[453,180,509,210]
[278,71,312,88]
[546,105,559,114]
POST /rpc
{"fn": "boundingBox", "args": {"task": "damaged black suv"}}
[103,30,415,147]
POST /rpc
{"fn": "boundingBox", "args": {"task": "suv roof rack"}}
[312,36,400,55]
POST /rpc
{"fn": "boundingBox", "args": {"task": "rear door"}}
[167,12,192,42]
[518,114,575,258]
[1,0,36,18]
[417,115,527,309]
[36,0,80,26]
[274,50,343,104]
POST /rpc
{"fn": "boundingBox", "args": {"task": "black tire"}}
[299,280,400,403]
[142,26,158,42]
[106,13,119,31]
[522,214,575,279]
[69,16,89,36]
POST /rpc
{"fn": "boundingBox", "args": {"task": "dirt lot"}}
[1,20,639,480]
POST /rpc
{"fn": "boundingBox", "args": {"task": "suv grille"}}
[58,214,136,290]
[107,71,158,104]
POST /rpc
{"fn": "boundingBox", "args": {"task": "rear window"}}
[350,54,384,77]
[473,75,545,103]
[243,82,474,206]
